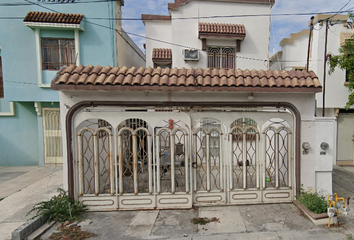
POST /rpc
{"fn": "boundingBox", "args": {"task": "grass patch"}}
[296,189,327,214]
[0,198,4,201]
[27,188,88,223]
[49,224,96,240]
[191,217,219,225]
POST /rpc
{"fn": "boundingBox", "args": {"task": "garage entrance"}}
[73,107,294,210]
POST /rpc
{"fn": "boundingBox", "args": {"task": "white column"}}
[206,133,211,191]
[148,133,152,194]
[156,134,161,194]
[242,132,247,190]
[229,133,233,190]
[78,134,83,196]
[219,133,223,190]
[118,134,123,195]
[275,132,279,188]
[35,28,42,85]
[171,133,175,194]
[94,134,99,195]
[133,133,138,194]
[109,133,114,195]
[74,29,80,65]
[256,133,259,189]
[185,134,189,193]
[288,132,292,188]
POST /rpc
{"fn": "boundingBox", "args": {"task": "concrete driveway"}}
[2,165,354,240]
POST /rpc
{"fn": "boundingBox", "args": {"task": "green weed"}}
[27,188,87,223]
[296,188,327,214]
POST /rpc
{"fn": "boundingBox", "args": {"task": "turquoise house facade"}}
[0,0,145,166]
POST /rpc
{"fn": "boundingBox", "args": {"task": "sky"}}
[121,0,354,56]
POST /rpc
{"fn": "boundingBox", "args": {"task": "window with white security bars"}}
[207,47,235,69]
[42,108,63,164]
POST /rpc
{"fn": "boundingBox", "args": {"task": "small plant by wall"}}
[27,188,87,222]
[296,188,327,214]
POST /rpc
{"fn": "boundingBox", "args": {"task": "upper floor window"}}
[207,47,235,69]
[41,38,75,70]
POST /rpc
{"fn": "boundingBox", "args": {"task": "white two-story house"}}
[142,0,273,70]
[270,14,354,166]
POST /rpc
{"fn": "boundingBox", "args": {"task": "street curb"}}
[11,215,49,240]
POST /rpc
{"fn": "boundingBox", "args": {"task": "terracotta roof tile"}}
[199,22,246,39]
[228,76,236,86]
[52,65,322,93]
[24,11,84,24]
[152,48,172,60]
[132,75,142,85]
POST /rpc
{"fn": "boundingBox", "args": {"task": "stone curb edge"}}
[11,215,49,240]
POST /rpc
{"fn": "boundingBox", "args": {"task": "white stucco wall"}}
[301,117,335,195]
[281,34,308,71]
[145,0,271,70]
[145,21,173,67]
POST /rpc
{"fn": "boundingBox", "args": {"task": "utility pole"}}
[322,19,329,117]
[306,16,314,72]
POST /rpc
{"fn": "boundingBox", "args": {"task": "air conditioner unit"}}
[183,49,199,61]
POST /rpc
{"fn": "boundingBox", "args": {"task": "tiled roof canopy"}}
[152,48,172,64]
[24,11,84,24]
[199,22,246,39]
[51,65,322,93]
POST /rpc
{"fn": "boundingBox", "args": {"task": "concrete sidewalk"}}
[0,166,62,240]
[41,203,350,240]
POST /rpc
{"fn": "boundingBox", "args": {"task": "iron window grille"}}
[231,118,257,140]
[207,47,235,69]
[41,38,75,70]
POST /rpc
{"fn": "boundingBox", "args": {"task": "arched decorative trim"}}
[66,101,301,198]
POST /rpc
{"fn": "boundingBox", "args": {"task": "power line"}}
[0,8,353,20]
[21,0,268,62]
[15,0,354,64]
[0,0,120,6]
[330,0,352,20]
[98,10,354,21]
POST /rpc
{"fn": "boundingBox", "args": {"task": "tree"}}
[328,13,354,109]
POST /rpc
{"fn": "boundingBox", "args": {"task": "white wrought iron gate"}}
[74,109,294,210]
[43,108,63,164]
